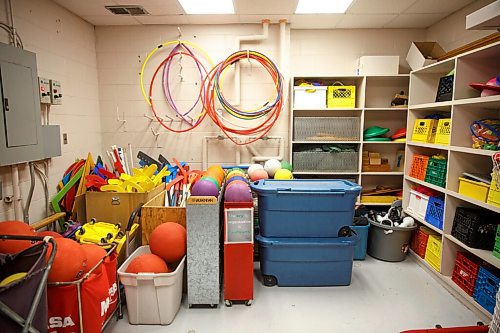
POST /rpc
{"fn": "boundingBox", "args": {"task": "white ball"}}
[264,159,282,177]
[247,164,264,177]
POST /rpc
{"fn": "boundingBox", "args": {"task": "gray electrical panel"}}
[0,42,61,166]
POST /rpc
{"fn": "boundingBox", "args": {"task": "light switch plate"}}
[50,80,62,105]
[39,77,51,104]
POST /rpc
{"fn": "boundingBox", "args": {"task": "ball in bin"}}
[247,163,264,176]
[190,179,219,197]
[0,220,37,254]
[224,183,252,202]
[81,243,107,274]
[250,169,269,182]
[47,238,87,283]
[264,159,281,177]
[150,222,186,263]
[226,175,247,185]
[274,169,293,180]
[280,161,293,172]
[125,253,170,274]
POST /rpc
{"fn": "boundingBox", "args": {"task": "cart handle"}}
[126,203,143,232]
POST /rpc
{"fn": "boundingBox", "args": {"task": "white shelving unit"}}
[290,75,409,205]
[403,41,500,318]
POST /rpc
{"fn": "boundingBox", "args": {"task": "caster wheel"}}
[78,229,85,235]
[118,314,123,319]
[263,275,277,287]
[117,231,124,238]
[338,226,352,237]
[107,233,113,240]
[224,300,232,307]
[114,224,121,230]
[90,218,96,225]
[245,300,252,306]
[101,238,106,244]
[210,304,217,308]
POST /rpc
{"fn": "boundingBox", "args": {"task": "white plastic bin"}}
[118,246,185,325]
[294,86,327,108]
[407,190,430,220]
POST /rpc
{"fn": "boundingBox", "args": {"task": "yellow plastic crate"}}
[412,119,438,143]
[327,85,355,108]
[458,177,490,203]
[360,195,401,204]
[487,174,500,207]
[434,118,451,145]
[425,234,442,272]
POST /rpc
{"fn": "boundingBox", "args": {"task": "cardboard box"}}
[406,42,446,71]
[357,56,399,75]
[85,183,165,229]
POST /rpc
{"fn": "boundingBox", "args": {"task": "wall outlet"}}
[50,80,62,105]
[63,133,68,144]
[38,77,51,104]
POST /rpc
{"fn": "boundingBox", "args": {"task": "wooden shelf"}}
[404,209,443,234]
[292,171,359,175]
[362,141,406,144]
[405,176,447,194]
[292,107,362,111]
[445,234,500,269]
[362,172,404,175]
[364,108,408,111]
[407,141,449,150]
[292,140,360,144]
[360,202,393,206]
[453,95,500,108]
[447,190,500,214]
[409,101,453,110]
[448,146,498,156]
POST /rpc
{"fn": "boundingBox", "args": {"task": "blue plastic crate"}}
[474,266,500,299]
[474,289,496,314]
[351,224,370,260]
[250,179,362,238]
[425,196,444,230]
[255,234,358,287]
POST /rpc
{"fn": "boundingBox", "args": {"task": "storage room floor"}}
[104,256,483,333]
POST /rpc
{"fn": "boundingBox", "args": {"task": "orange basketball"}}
[149,222,186,263]
[204,170,223,185]
[47,238,86,282]
[0,221,36,254]
[125,253,170,274]
[207,165,225,180]
[38,231,62,238]
[81,244,106,274]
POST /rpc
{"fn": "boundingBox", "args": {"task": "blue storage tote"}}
[351,224,370,260]
[425,196,444,230]
[255,234,358,287]
[473,266,500,314]
[250,179,362,238]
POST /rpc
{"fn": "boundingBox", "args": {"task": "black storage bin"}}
[435,75,453,102]
[451,207,497,250]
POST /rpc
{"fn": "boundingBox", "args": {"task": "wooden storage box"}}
[86,184,165,229]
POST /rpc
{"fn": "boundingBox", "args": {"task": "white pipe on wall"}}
[234,19,270,106]
[246,137,285,163]
[11,164,23,220]
[279,19,287,73]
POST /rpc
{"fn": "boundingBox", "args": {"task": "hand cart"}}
[0,234,57,333]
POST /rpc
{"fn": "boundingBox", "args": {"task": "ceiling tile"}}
[239,15,291,23]
[348,0,417,14]
[83,15,141,26]
[53,0,115,16]
[336,14,398,28]
[290,14,344,29]
[234,0,298,14]
[384,13,448,28]
[186,15,239,25]
[404,0,475,14]
[111,0,184,15]
[135,15,189,25]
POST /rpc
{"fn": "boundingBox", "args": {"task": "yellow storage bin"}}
[412,119,438,143]
[487,174,500,207]
[360,195,401,204]
[458,177,490,203]
[327,84,355,108]
[434,118,451,145]
[425,234,441,272]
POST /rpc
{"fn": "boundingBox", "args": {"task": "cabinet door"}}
[0,61,38,147]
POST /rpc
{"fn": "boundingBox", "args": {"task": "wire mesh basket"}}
[293,151,359,172]
[294,117,360,141]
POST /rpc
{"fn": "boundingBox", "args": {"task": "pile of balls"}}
[224,168,252,203]
[247,159,293,181]
[0,220,106,283]
[125,222,186,274]
[190,165,225,197]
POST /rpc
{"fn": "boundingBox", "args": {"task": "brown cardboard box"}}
[85,183,165,229]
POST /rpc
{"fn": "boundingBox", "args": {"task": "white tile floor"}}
[105,256,483,333]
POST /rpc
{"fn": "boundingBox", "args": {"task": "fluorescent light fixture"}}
[295,0,354,14]
[178,0,235,14]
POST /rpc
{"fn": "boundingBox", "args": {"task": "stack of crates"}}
[474,266,500,314]
[424,157,447,188]
[251,179,361,287]
[425,234,442,272]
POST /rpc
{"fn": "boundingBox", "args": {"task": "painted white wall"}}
[426,0,497,51]
[0,0,101,222]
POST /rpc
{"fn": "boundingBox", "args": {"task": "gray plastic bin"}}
[367,220,417,262]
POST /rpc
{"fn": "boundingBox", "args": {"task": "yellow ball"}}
[0,272,27,287]
[274,169,293,180]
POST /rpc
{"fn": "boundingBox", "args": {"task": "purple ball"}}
[226,175,247,185]
[191,179,219,197]
[224,183,252,202]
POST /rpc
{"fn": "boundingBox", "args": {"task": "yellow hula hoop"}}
[139,40,214,106]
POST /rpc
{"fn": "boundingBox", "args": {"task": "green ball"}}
[200,176,221,190]
[280,161,293,172]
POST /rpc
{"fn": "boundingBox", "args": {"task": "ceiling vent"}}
[105,5,149,16]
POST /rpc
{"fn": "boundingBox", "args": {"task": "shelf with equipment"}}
[290,74,409,205]
[403,41,500,319]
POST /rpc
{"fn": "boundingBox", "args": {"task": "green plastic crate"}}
[425,158,447,188]
[495,226,500,259]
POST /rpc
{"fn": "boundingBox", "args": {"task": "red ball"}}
[149,222,186,263]
[125,253,170,274]
[47,238,86,282]
[38,231,62,238]
[81,244,106,274]
[0,221,36,254]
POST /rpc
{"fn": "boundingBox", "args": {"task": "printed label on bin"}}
[225,208,253,244]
